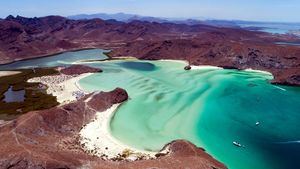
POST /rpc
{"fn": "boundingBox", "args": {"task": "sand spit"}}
[79,103,159,161]
[0,71,21,77]
[28,73,92,104]
[190,65,223,70]
[28,71,161,161]
[159,59,222,70]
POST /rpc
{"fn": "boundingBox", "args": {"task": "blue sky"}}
[0,0,299,22]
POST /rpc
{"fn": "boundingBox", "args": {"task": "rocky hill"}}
[0,15,300,85]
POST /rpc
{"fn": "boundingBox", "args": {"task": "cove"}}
[79,60,300,169]
[0,49,108,70]
[2,49,300,169]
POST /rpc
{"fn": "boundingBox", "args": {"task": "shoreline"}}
[14,57,282,168]
[0,46,295,86]
[244,68,274,76]
[0,71,21,77]
[23,61,224,162]
[28,73,92,104]
[0,49,272,75]
[28,71,161,160]
[80,103,159,160]
[9,56,291,164]
[158,59,274,74]
[73,56,140,65]
[0,47,101,66]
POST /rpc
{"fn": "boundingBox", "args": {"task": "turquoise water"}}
[0,49,108,70]
[79,60,300,169]
[1,49,300,169]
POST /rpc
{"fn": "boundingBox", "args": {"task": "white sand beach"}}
[159,59,189,64]
[79,103,158,160]
[0,71,21,77]
[28,73,92,104]
[159,59,223,70]
[28,72,161,160]
[245,68,273,76]
[191,65,223,70]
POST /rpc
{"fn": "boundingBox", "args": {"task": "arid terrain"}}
[1,15,300,85]
[1,15,300,169]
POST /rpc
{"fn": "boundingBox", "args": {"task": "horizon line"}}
[2,13,300,24]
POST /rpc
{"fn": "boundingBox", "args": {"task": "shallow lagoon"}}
[0,49,108,70]
[1,49,300,169]
[80,60,300,169]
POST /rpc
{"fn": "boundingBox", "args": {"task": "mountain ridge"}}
[0,15,300,86]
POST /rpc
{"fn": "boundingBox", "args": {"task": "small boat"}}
[233,141,242,147]
[255,121,260,126]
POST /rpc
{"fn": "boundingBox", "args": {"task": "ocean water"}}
[275,42,300,46]
[238,22,300,35]
[79,60,300,169]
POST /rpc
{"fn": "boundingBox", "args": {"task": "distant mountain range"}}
[68,12,169,23]
[68,13,241,27]
[68,13,300,34]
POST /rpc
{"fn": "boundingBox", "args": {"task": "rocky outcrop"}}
[87,88,128,111]
[113,140,227,169]
[184,65,192,70]
[271,68,300,86]
[0,88,226,169]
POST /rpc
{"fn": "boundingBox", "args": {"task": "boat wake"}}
[275,140,300,144]
[273,86,287,91]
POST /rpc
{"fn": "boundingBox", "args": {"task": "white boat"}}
[233,141,242,147]
[256,121,260,126]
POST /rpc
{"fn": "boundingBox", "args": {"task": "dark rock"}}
[184,65,191,70]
